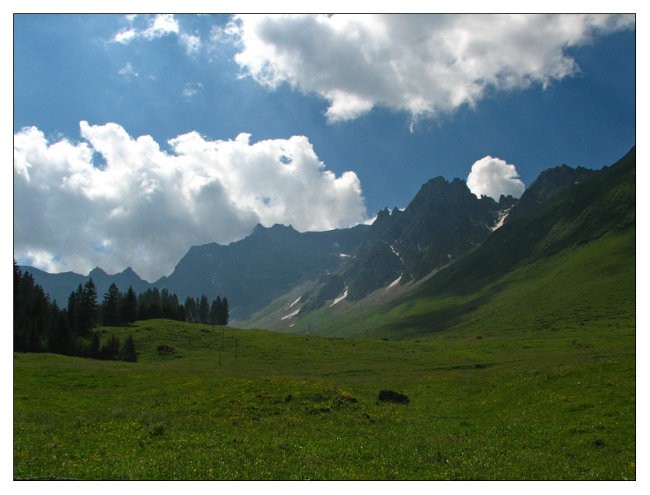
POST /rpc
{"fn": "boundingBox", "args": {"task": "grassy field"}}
[14,322,634,478]
[13,229,635,480]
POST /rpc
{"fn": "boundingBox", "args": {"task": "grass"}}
[13,228,635,480]
[14,319,634,478]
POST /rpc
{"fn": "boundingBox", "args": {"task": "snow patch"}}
[287,296,301,308]
[329,288,349,307]
[339,252,350,258]
[490,209,511,231]
[389,244,405,265]
[386,275,402,290]
[281,308,301,320]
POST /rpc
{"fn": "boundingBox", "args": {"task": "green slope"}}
[374,226,634,338]
[281,224,634,341]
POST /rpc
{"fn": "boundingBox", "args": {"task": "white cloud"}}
[180,32,202,55]
[466,156,525,200]
[113,28,137,44]
[143,14,179,39]
[117,62,138,80]
[227,14,635,123]
[111,14,196,53]
[182,82,203,98]
[14,123,368,281]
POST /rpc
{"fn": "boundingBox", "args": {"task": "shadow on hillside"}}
[376,288,500,338]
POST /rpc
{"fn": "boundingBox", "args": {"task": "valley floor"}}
[14,310,635,480]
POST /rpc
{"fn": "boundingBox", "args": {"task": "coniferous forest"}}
[13,261,229,361]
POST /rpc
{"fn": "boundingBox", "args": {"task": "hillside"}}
[244,147,635,338]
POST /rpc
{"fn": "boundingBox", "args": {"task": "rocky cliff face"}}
[344,177,513,300]
[296,176,514,310]
[507,164,594,222]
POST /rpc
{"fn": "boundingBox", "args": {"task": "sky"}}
[12,12,636,282]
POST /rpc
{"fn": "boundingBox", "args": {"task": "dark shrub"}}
[156,344,175,355]
[378,389,410,404]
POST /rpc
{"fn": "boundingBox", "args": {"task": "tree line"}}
[184,295,229,325]
[14,263,136,361]
[93,285,228,326]
[14,261,229,360]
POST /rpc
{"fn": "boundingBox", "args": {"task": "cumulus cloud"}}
[466,156,525,200]
[14,123,368,281]
[227,14,635,123]
[112,14,201,55]
[142,14,179,39]
[113,14,176,44]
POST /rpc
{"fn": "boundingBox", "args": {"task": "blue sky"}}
[13,13,636,281]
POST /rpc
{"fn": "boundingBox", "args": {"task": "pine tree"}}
[220,297,229,325]
[137,294,148,321]
[161,288,172,318]
[67,284,83,336]
[47,312,73,355]
[119,334,138,362]
[13,265,57,352]
[120,286,138,324]
[149,288,162,319]
[210,296,221,325]
[100,283,121,326]
[198,295,210,324]
[137,288,162,320]
[13,262,24,350]
[79,279,98,335]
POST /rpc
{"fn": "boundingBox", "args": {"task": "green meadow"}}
[13,229,635,480]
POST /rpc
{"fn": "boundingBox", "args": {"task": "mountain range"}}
[241,146,635,333]
[21,146,635,333]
